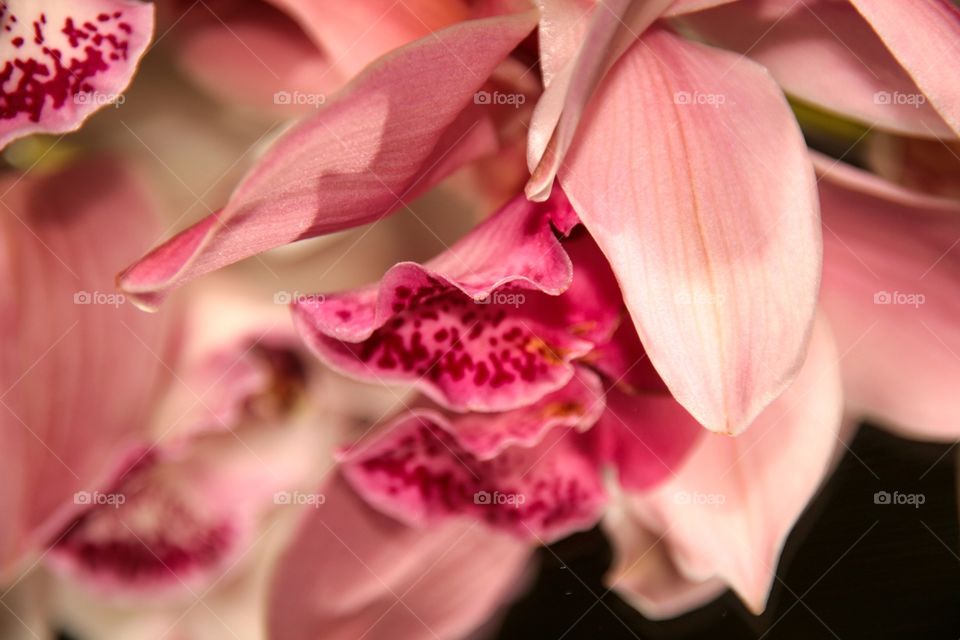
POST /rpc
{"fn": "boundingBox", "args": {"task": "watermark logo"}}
[474,90,526,109]
[674,91,726,108]
[273,91,326,108]
[74,91,125,108]
[873,290,925,308]
[274,291,326,305]
[873,91,926,107]
[74,290,125,307]
[475,291,526,308]
[74,490,126,508]
[673,490,725,507]
[474,490,526,508]
[873,490,925,509]
[273,490,326,508]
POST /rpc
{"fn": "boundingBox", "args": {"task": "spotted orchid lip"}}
[338,378,609,543]
[47,452,240,597]
[0,0,154,149]
[290,190,626,414]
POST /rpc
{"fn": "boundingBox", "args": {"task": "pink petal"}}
[267,474,532,640]
[174,0,469,117]
[560,26,820,435]
[0,0,154,148]
[619,315,842,613]
[46,408,325,597]
[848,0,960,137]
[293,192,600,412]
[0,158,177,579]
[678,0,954,138]
[152,334,308,441]
[443,368,606,459]
[339,392,608,542]
[816,152,960,440]
[265,0,470,81]
[603,490,725,619]
[526,0,673,201]
[597,389,703,492]
[172,1,341,116]
[117,8,538,309]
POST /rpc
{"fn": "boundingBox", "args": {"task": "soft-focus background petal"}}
[267,474,533,640]
[817,153,960,440]
[0,158,176,579]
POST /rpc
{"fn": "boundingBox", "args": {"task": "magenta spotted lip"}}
[0,0,154,148]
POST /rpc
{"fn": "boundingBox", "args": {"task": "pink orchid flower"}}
[275,185,843,618]
[118,0,960,438]
[0,154,528,640]
[103,0,960,625]
[0,0,154,148]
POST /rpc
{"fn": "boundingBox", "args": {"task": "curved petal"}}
[339,384,607,542]
[293,192,607,412]
[603,488,725,620]
[0,158,176,579]
[561,26,821,435]
[848,0,960,138]
[0,0,154,148]
[526,0,673,201]
[117,8,538,310]
[439,368,606,459]
[618,315,842,613]
[816,152,960,440]
[678,0,954,138]
[267,474,532,640]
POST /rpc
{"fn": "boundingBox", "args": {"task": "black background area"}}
[495,424,960,640]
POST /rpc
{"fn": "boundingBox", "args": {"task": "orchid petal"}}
[440,368,606,459]
[267,475,532,640]
[340,385,608,542]
[526,0,674,201]
[848,0,960,138]
[172,1,340,116]
[0,0,154,149]
[117,8,538,309]
[561,26,821,435]
[46,412,326,596]
[603,489,725,620]
[816,152,960,440]
[598,388,703,492]
[620,316,842,613]
[293,192,600,412]
[0,158,176,579]
[265,0,470,82]
[678,0,955,138]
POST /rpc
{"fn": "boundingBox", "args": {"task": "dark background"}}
[496,424,960,640]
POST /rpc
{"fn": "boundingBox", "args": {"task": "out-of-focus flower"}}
[3,156,510,639]
[0,157,176,581]
[0,0,155,148]
[164,0,471,117]
[815,152,960,440]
